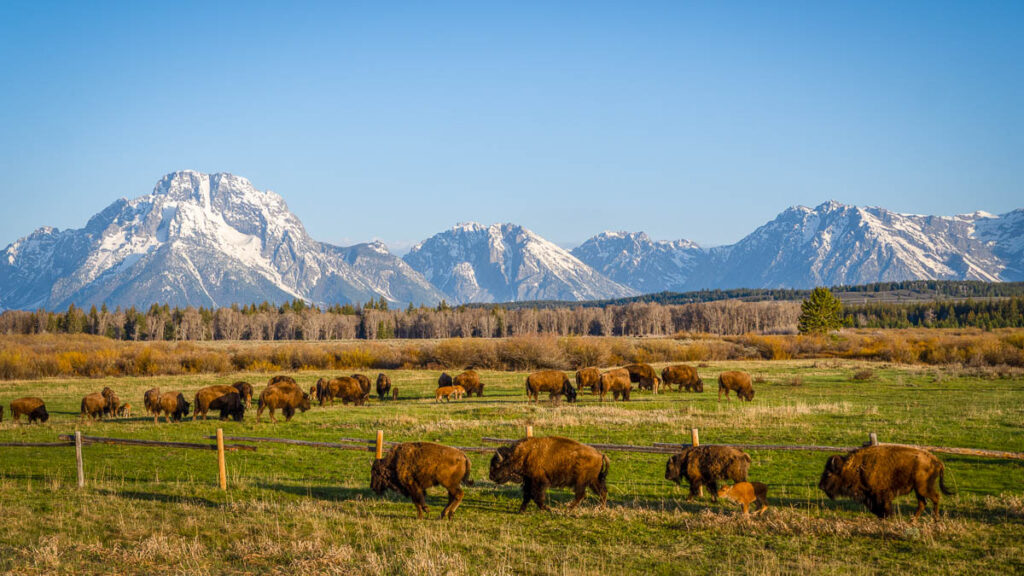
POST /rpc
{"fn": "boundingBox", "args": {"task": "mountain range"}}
[1,171,1021,310]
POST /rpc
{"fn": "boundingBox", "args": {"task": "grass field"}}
[0,359,1022,575]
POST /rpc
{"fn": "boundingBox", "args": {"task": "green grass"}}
[1,359,1022,575]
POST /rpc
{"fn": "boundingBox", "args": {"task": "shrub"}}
[852,368,875,381]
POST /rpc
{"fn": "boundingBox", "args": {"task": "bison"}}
[818,444,953,520]
[598,368,631,402]
[435,385,465,402]
[665,445,751,500]
[376,373,392,401]
[268,375,297,388]
[489,436,609,513]
[257,383,312,422]
[116,403,132,418]
[209,392,245,421]
[9,397,49,424]
[351,374,372,396]
[316,376,367,406]
[454,370,484,397]
[194,385,244,421]
[662,365,703,393]
[232,381,254,408]
[371,442,473,519]
[575,367,602,394]
[102,388,121,418]
[437,372,454,388]
[143,387,162,417]
[718,371,755,401]
[624,363,661,392]
[81,392,110,420]
[525,370,577,403]
[718,482,769,515]
[155,391,191,423]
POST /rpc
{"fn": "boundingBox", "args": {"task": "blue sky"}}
[1,1,1021,251]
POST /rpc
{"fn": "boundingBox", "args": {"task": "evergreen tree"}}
[798,287,843,334]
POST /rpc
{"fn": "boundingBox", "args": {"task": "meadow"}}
[0,355,1022,575]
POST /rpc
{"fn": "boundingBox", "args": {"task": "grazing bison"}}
[435,385,465,402]
[662,365,704,393]
[665,445,751,500]
[81,391,111,420]
[143,388,162,417]
[268,375,297,388]
[437,372,454,388]
[598,368,632,402]
[525,370,577,403]
[575,367,602,394]
[376,373,392,401]
[10,397,49,424]
[194,385,244,421]
[818,444,953,520]
[257,383,312,423]
[232,381,254,408]
[316,376,367,406]
[351,374,372,396]
[392,388,399,400]
[454,370,484,397]
[116,403,132,418]
[155,392,191,423]
[371,442,473,519]
[209,392,245,421]
[489,436,609,512]
[718,371,755,401]
[624,364,661,392]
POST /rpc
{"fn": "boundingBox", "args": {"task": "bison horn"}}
[827,455,843,472]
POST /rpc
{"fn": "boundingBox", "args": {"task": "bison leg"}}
[268,407,277,423]
[408,486,428,519]
[708,480,720,502]
[531,480,551,511]
[687,480,702,501]
[519,479,534,513]
[568,482,588,510]
[441,486,464,520]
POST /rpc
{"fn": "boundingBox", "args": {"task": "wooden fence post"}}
[75,430,85,489]
[375,430,384,459]
[526,425,534,438]
[869,433,878,446]
[691,428,702,496]
[216,428,227,491]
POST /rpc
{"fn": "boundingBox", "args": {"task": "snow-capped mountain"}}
[403,222,638,303]
[0,171,443,309]
[570,232,707,294]
[573,201,1024,292]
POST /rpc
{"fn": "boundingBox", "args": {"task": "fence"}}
[2,426,1021,493]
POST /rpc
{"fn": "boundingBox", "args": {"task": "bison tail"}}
[939,466,955,496]
[599,454,611,483]
[461,455,474,486]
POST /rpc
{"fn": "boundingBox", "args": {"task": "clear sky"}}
[1,1,1021,252]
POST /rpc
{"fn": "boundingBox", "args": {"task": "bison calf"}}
[436,385,465,402]
[371,442,473,519]
[718,371,755,401]
[489,436,609,513]
[718,482,769,515]
[10,397,49,424]
[665,445,751,500]
[819,444,953,520]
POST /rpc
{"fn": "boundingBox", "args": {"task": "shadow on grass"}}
[96,489,220,508]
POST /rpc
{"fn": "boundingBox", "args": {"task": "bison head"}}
[696,378,704,393]
[665,452,686,484]
[299,393,312,412]
[818,455,848,500]
[370,458,392,494]
[741,388,755,401]
[563,381,578,403]
[489,446,521,484]
[32,406,49,423]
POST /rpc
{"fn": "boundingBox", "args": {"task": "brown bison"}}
[116,403,132,418]
[371,442,473,519]
[718,371,755,401]
[257,383,312,423]
[575,367,602,393]
[818,444,953,520]
[435,385,465,402]
[624,363,661,392]
[232,381,254,408]
[194,385,244,421]
[81,389,116,420]
[316,376,367,406]
[9,397,49,424]
[598,368,632,402]
[662,364,704,393]
[489,436,609,512]
[102,388,121,418]
[525,370,577,403]
[665,445,751,500]
[454,370,484,397]
[208,392,245,421]
[437,372,454,388]
[351,374,372,396]
[143,387,162,417]
[155,392,191,423]
[268,375,297,388]
[376,373,392,401]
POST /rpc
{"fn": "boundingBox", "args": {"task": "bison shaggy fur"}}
[81,392,109,420]
[453,370,484,397]
[376,373,392,401]
[232,381,254,408]
[143,388,162,416]
[718,371,755,401]
[575,367,602,393]
[194,385,242,421]
[624,363,661,391]
[598,368,632,402]
[489,436,609,513]
[257,384,312,423]
[662,365,704,393]
[10,397,49,424]
[317,376,367,406]
[818,444,953,520]
[351,374,372,396]
[371,442,473,519]
[155,392,191,423]
[525,370,577,403]
[268,375,297,388]
[665,445,751,500]
[437,372,454,388]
